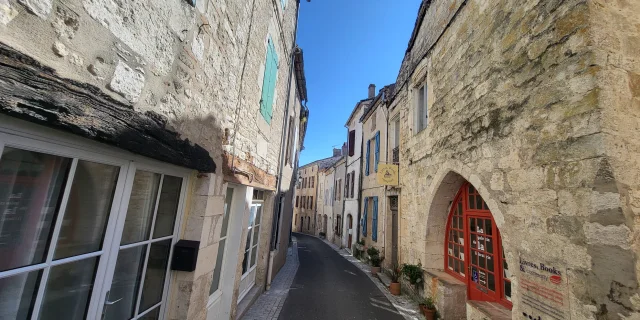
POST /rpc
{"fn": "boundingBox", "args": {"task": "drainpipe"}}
[266,0,301,291]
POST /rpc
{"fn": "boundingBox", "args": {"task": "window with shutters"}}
[374,131,380,172]
[415,82,428,132]
[345,173,350,198]
[310,196,313,210]
[260,37,278,124]
[372,197,378,241]
[295,196,299,208]
[362,197,369,236]
[280,0,287,9]
[348,130,356,156]
[365,139,371,176]
[350,171,355,198]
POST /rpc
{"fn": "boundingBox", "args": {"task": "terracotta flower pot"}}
[371,266,381,275]
[389,282,401,295]
[419,304,436,320]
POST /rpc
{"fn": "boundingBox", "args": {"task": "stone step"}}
[376,271,392,288]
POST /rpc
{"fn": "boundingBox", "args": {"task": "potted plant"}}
[389,264,401,295]
[367,247,382,275]
[401,262,423,290]
[418,296,437,320]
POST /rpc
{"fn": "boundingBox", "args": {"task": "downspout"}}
[357,116,365,243]
[266,0,300,291]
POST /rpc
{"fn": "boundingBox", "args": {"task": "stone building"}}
[321,161,337,241]
[343,88,374,252]
[293,162,318,234]
[359,83,395,268]
[388,0,640,319]
[0,0,308,320]
[331,156,346,247]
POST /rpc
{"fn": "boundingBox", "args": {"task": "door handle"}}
[105,297,123,306]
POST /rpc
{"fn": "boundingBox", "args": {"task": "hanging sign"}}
[519,256,570,320]
[376,163,399,185]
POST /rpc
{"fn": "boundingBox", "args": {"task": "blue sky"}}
[297,0,421,166]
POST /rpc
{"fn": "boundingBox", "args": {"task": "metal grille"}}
[392,146,399,164]
[389,196,398,211]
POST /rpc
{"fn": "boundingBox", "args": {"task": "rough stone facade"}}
[390,0,640,319]
[293,163,318,234]
[0,0,305,319]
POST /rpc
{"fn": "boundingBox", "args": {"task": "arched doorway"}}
[323,215,328,234]
[445,183,512,308]
[347,214,353,249]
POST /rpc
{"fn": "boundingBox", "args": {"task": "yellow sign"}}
[377,163,399,185]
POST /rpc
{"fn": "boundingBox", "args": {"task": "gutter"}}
[266,0,301,291]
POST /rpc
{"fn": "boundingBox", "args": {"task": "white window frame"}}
[415,82,429,132]
[207,186,235,303]
[0,115,191,320]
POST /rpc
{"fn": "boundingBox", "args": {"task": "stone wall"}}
[392,0,639,318]
[292,163,318,234]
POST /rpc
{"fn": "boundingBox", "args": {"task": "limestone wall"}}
[392,0,639,318]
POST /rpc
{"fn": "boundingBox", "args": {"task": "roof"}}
[300,154,343,170]
[359,83,396,123]
[405,1,432,54]
[344,98,373,127]
[294,47,308,102]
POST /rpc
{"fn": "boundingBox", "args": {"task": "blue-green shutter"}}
[365,140,370,176]
[281,0,286,8]
[362,198,368,236]
[260,38,278,124]
[374,131,380,172]
[372,197,378,241]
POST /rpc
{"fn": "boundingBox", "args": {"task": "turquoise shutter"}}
[374,131,380,172]
[260,38,278,124]
[372,197,378,241]
[362,198,368,236]
[365,140,370,176]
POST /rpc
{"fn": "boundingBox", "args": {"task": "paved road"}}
[279,233,405,320]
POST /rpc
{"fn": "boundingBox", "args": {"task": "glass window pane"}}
[248,206,257,228]
[479,253,486,268]
[487,255,494,272]
[469,195,475,209]
[504,280,512,300]
[220,188,234,238]
[103,245,147,320]
[457,201,462,215]
[250,245,258,267]
[476,196,483,211]
[121,171,161,245]
[54,161,119,259]
[139,306,160,320]
[0,270,42,320]
[245,228,252,251]
[152,176,182,239]
[468,185,474,194]
[254,206,262,226]
[39,257,99,320]
[140,240,171,312]
[0,147,71,271]
[448,257,453,270]
[488,272,495,291]
[472,250,477,265]
[453,259,459,273]
[252,227,260,246]
[452,216,458,228]
[241,251,249,274]
[485,220,493,236]
[470,218,476,233]
[486,237,493,254]
[209,239,226,295]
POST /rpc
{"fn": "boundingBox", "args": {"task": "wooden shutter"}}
[260,38,278,124]
[348,130,356,156]
[362,198,368,236]
[374,132,380,172]
[365,140,370,176]
[372,197,378,241]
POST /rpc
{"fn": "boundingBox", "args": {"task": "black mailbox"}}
[171,240,200,272]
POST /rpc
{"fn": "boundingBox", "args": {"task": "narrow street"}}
[278,233,405,320]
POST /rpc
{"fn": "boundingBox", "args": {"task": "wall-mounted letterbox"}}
[171,240,200,272]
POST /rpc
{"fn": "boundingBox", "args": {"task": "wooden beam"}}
[0,42,216,173]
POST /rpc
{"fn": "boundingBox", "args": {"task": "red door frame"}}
[443,183,512,309]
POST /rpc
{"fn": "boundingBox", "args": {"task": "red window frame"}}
[444,183,512,309]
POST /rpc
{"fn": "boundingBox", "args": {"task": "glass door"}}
[0,146,126,320]
[100,169,184,320]
[467,216,499,302]
[237,198,263,301]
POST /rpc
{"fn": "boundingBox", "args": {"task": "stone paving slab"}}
[241,237,300,320]
[319,239,424,320]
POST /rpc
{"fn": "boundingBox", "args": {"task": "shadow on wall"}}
[0,41,227,173]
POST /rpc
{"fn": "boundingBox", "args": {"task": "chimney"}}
[333,148,341,157]
[368,84,376,99]
[341,142,348,156]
